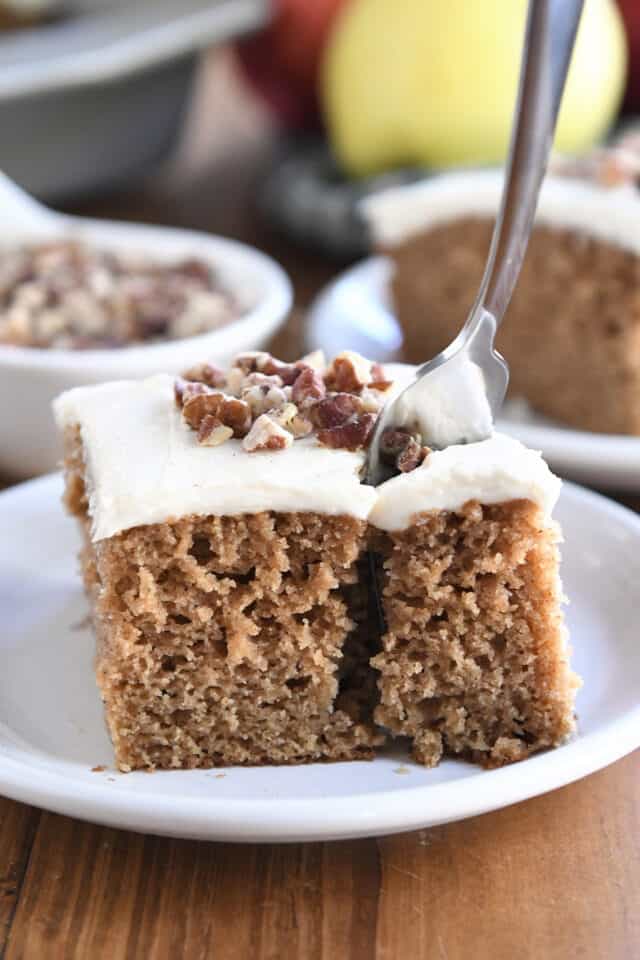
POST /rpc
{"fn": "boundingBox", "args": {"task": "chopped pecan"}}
[183,391,252,437]
[272,402,313,437]
[291,366,326,407]
[324,351,373,393]
[174,377,212,408]
[398,441,429,473]
[242,413,293,452]
[245,371,284,389]
[181,362,227,388]
[309,393,364,429]
[242,382,289,417]
[225,366,246,397]
[0,242,239,350]
[232,351,271,373]
[380,427,430,473]
[197,416,233,447]
[261,356,304,386]
[317,412,377,451]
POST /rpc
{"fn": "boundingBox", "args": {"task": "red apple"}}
[235,0,349,128]
[616,0,640,108]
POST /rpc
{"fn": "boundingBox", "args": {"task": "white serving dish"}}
[0,0,268,199]
[0,173,292,479]
[1,475,639,842]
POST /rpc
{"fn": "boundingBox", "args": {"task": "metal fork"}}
[365,0,584,486]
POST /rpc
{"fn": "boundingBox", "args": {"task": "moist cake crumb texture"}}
[372,500,577,767]
[57,350,579,772]
[65,425,382,770]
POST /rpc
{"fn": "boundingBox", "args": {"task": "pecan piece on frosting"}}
[181,362,227,389]
[291,366,326,407]
[317,412,377,451]
[324,350,374,394]
[197,416,234,447]
[241,382,289,417]
[242,413,293,452]
[174,377,212,408]
[244,371,284,389]
[261,356,305,386]
[380,427,430,473]
[232,351,271,374]
[272,402,313,438]
[309,393,364,429]
[182,391,252,437]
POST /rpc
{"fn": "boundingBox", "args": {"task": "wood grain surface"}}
[0,49,638,960]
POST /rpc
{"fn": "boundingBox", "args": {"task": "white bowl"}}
[0,178,292,479]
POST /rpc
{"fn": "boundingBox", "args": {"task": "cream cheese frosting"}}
[54,375,377,542]
[54,367,561,542]
[370,433,560,531]
[384,355,494,450]
[362,169,640,252]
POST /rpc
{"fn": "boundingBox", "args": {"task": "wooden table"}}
[1,51,638,960]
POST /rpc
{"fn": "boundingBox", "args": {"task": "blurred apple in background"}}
[616,0,640,109]
[235,0,348,128]
[321,0,628,177]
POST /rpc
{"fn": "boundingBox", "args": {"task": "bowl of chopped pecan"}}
[0,176,292,479]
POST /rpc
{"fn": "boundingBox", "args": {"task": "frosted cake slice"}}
[54,351,579,771]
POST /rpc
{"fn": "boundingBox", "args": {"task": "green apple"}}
[321,0,627,177]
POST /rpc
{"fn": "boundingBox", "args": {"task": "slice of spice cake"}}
[54,352,579,771]
[54,351,387,771]
[370,432,579,768]
[363,170,640,435]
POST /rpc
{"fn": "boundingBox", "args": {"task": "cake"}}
[363,170,640,435]
[54,349,579,771]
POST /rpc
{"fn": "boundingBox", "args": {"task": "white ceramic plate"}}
[307,257,640,492]
[1,474,639,842]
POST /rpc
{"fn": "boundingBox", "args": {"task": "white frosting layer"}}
[54,375,376,542]
[54,370,560,541]
[362,169,640,250]
[371,433,560,531]
[385,354,494,449]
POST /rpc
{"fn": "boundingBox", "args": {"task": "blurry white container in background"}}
[0,0,268,199]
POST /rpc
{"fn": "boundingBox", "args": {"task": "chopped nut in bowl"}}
[0,202,292,479]
[0,242,243,351]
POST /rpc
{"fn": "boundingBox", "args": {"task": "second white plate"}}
[307,256,640,491]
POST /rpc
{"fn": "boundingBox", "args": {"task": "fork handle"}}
[474,0,584,327]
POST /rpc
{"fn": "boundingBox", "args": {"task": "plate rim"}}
[1,475,639,842]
